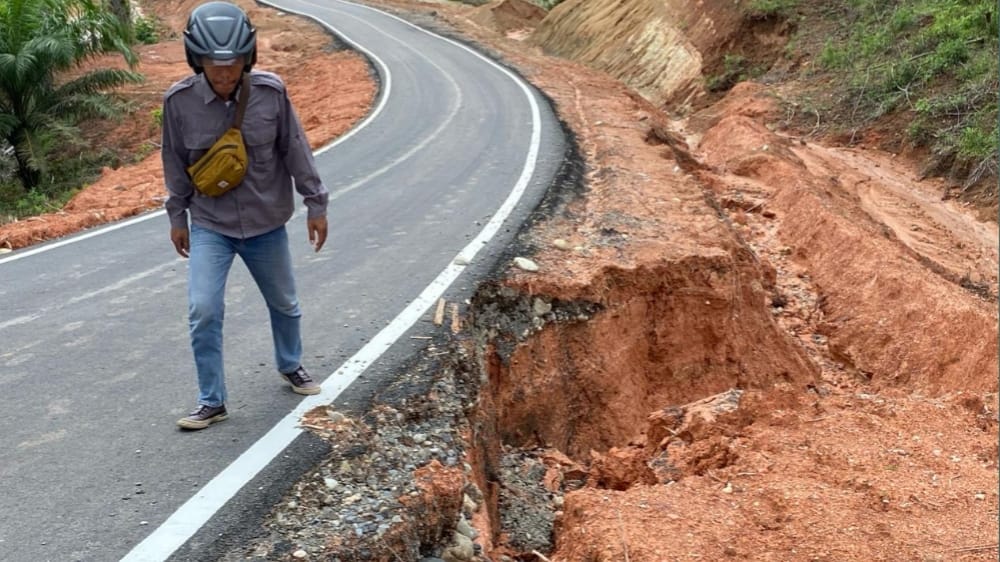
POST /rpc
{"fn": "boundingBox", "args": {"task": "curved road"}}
[0,1,566,560]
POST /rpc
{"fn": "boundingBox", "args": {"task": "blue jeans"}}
[188,224,302,407]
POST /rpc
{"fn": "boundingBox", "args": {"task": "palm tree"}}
[0,0,142,191]
[105,0,131,28]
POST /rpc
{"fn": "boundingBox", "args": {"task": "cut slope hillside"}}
[530,0,791,111]
[531,0,709,108]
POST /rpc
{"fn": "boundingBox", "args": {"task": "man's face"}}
[202,57,244,99]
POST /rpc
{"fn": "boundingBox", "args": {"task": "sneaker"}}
[177,404,228,430]
[280,366,321,395]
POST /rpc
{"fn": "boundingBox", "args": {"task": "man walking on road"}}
[161,1,329,430]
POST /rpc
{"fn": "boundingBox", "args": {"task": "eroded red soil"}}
[434,3,998,560]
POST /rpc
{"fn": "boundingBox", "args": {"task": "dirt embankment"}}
[228,1,996,560]
[453,21,997,556]
[530,0,710,109]
[319,1,994,560]
[4,0,996,560]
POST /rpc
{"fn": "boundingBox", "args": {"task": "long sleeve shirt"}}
[161,70,328,239]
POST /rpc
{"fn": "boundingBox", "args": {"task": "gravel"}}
[212,292,575,561]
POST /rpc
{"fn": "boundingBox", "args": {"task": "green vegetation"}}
[744,0,799,19]
[133,14,162,45]
[707,51,777,92]
[150,107,163,128]
[531,0,565,10]
[707,54,751,92]
[0,0,142,219]
[814,0,997,188]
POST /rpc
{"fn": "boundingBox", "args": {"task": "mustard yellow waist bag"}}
[187,73,251,197]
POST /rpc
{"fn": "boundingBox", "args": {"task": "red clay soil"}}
[484,73,998,560]
[3,1,996,561]
[424,3,997,561]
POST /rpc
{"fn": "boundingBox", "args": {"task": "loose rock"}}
[513,257,539,272]
[456,516,478,539]
[442,531,475,562]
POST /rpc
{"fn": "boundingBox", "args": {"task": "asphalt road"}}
[0,1,566,560]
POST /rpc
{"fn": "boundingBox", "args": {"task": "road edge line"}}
[119,0,544,560]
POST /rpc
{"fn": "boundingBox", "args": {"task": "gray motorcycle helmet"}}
[183,1,257,74]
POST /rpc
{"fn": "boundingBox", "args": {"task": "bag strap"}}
[233,73,251,129]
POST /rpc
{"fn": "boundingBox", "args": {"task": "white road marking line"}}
[0,212,166,265]
[328,54,463,202]
[66,261,177,305]
[291,4,465,219]
[121,0,544,558]
[0,314,39,330]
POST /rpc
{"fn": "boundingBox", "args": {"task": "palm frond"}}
[1,0,46,52]
[56,68,143,98]
[0,0,144,189]
[0,113,18,137]
[15,127,55,174]
[42,0,139,68]
[37,119,80,145]
[21,107,57,133]
[21,34,76,72]
[52,92,130,121]
[0,53,18,79]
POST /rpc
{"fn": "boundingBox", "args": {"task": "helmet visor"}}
[201,55,244,67]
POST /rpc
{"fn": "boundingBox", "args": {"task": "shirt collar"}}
[195,74,218,105]
[194,73,246,105]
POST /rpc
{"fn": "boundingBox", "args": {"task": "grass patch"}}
[133,14,163,45]
[0,147,119,220]
[707,53,775,92]
[808,0,997,188]
[744,0,799,19]
[707,54,751,92]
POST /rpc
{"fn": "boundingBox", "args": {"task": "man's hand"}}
[307,216,328,252]
[171,227,190,258]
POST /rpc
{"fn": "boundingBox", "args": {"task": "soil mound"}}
[468,0,546,34]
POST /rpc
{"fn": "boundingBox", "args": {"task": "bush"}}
[807,0,997,185]
[745,0,798,19]
[818,40,850,70]
[133,15,160,44]
[529,0,565,9]
[706,54,750,92]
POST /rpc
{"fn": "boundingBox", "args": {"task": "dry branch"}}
[433,298,446,325]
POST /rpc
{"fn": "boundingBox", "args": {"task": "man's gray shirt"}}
[162,70,329,239]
